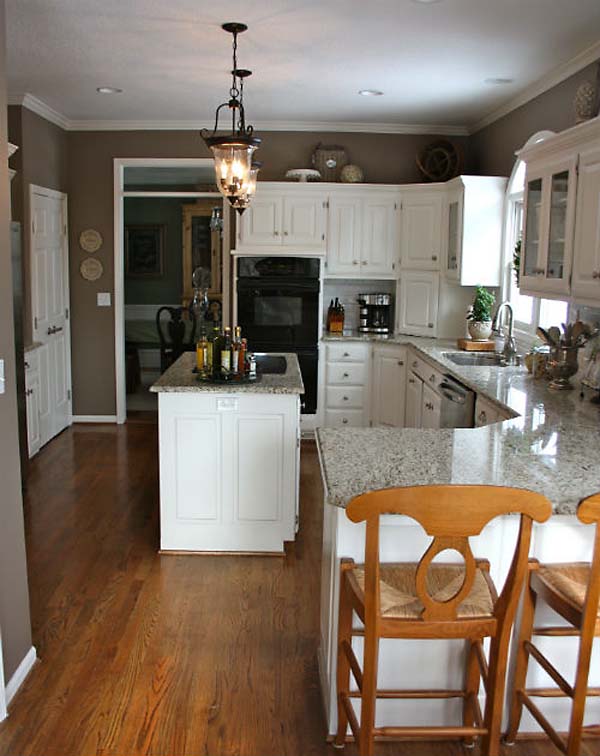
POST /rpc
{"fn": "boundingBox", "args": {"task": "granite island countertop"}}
[151,352,304,395]
[318,332,600,515]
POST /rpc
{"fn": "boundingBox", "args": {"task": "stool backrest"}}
[346,485,551,623]
[577,493,600,631]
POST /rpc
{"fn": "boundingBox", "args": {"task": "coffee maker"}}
[357,293,393,334]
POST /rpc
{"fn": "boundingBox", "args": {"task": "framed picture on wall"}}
[125,224,165,278]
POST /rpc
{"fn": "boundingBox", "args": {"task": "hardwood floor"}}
[0,422,595,755]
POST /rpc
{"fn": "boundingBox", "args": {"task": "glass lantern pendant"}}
[201,23,262,214]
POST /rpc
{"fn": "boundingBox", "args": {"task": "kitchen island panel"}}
[159,391,300,553]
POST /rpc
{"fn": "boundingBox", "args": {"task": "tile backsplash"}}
[323,279,395,330]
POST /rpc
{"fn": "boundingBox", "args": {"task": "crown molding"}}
[8,92,70,130]
[470,38,600,134]
[67,117,470,136]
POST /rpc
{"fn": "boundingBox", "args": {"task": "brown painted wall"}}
[67,129,471,415]
[470,61,600,176]
[0,0,33,682]
[8,106,68,344]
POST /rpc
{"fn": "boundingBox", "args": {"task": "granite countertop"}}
[151,352,304,395]
[318,332,600,515]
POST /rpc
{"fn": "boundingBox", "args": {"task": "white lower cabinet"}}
[324,342,370,427]
[371,344,407,427]
[25,351,41,457]
[396,271,440,337]
[474,395,512,427]
[158,392,299,552]
[421,382,442,429]
[404,372,423,428]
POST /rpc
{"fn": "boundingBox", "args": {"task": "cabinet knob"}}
[593,271,600,280]
[478,411,487,424]
[343,372,349,378]
[361,261,367,266]
[274,230,279,236]
[431,255,438,261]
[283,231,288,236]
[412,361,418,368]
[428,323,434,329]
[343,396,349,401]
[430,374,436,383]
[24,361,30,369]
[352,260,359,266]
[397,361,404,366]
[408,378,415,384]
[343,352,350,357]
[342,418,348,425]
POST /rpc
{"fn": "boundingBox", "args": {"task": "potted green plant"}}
[466,286,496,341]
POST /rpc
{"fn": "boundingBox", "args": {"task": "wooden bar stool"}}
[333,484,551,756]
[505,492,600,754]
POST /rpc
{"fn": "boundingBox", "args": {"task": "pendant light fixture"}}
[201,23,262,214]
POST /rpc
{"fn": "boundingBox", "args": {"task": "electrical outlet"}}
[97,292,112,307]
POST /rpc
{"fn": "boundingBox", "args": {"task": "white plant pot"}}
[468,320,492,341]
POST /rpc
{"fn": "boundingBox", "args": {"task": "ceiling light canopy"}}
[201,23,262,215]
[96,86,122,94]
[358,89,384,97]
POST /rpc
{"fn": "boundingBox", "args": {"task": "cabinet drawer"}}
[325,409,365,428]
[325,342,369,363]
[325,386,365,409]
[326,361,367,386]
[408,351,443,388]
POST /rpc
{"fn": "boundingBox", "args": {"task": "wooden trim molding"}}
[4,646,37,709]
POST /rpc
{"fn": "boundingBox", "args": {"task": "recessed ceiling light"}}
[484,78,514,85]
[358,89,384,97]
[96,86,123,94]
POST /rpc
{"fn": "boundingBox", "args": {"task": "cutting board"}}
[456,338,496,352]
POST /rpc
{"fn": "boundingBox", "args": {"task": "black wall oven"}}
[237,257,320,414]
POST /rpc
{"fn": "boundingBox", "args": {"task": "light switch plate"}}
[97,292,111,307]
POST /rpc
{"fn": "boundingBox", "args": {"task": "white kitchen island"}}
[151,352,304,553]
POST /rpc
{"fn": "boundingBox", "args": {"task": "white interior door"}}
[31,186,72,445]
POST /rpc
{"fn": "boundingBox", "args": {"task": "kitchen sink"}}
[442,352,505,367]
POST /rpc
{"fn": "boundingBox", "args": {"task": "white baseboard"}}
[73,415,118,423]
[5,646,37,708]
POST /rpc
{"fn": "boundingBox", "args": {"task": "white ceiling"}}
[6,0,600,132]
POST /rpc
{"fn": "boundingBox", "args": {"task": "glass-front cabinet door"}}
[445,189,462,280]
[520,156,577,297]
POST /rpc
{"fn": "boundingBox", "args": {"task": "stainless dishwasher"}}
[438,374,475,428]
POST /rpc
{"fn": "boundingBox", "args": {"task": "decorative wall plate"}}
[79,228,103,253]
[80,257,103,281]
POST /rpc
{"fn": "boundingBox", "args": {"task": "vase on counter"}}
[468,320,492,341]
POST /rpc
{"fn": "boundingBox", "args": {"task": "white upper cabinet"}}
[326,187,399,278]
[443,176,507,286]
[519,118,600,304]
[361,193,399,276]
[571,146,600,304]
[326,194,363,275]
[519,156,577,297]
[400,191,443,270]
[237,186,327,252]
[396,270,440,337]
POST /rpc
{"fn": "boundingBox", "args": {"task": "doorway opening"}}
[113,160,232,423]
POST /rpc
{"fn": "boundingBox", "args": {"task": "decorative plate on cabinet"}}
[80,257,103,281]
[79,228,103,253]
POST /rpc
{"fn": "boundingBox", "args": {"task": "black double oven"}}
[236,257,320,414]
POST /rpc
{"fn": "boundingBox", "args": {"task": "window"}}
[501,133,569,347]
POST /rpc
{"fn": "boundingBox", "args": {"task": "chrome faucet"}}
[492,302,520,365]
